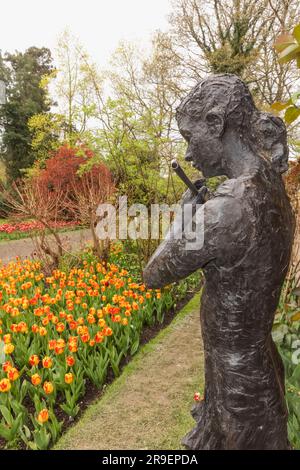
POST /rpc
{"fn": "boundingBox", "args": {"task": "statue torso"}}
[201,169,295,347]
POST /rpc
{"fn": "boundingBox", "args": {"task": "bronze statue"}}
[143,74,295,450]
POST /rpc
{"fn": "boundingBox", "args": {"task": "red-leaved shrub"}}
[36,145,114,219]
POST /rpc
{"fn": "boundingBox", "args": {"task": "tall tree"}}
[28,31,104,166]
[0,47,53,180]
[168,0,300,103]
[54,30,102,141]
[251,0,300,105]
[100,34,187,206]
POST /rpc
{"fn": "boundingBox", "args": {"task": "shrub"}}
[36,144,114,220]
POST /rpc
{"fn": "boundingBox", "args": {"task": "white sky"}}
[0,0,172,67]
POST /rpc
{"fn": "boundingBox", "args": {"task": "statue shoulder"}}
[204,194,242,226]
[204,178,249,233]
[203,182,252,257]
[214,176,249,199]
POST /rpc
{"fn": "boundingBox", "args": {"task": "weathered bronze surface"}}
[143,74,295,450]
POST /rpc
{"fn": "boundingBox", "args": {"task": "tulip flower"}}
[65,373,73,384]
[3,343,14,354]
[66,356,75,367]
[2,361,12,372]
[7,367,19,381]
[31,374,42,386]
[37,409,49,424]
[42,357,53,369]
[0,378,11,393]
[194,392,204,402]
[43,381,54,394]
[29,355,40,367]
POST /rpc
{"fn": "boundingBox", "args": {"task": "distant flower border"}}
[0,220,80,235]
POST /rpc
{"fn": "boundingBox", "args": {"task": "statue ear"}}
[205,110,224,137]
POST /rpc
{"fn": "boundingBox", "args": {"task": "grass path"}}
[55,293,204,450]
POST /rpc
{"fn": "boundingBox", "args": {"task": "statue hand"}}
[181,179,208,206]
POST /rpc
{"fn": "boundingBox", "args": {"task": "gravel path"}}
[0,228,91,264]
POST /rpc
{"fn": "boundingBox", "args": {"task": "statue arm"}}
[143,194,243,289]
[143,200,213,289]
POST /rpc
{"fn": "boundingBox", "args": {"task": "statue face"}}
[177,111,225,178]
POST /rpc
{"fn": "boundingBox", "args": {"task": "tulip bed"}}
[0,257,174,449]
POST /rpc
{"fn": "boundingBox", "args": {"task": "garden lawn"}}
[55,293,204,450]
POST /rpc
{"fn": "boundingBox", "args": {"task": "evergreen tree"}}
[0,47,53,180]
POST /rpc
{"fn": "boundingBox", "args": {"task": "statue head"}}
[176,74,289,177]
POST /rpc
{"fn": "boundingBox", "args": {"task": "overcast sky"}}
[0,0,172,66]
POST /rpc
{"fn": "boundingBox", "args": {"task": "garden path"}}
[55,294,204,450]
[0,228,91,264]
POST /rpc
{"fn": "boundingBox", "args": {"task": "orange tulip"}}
[43,381,54,394]
[39,327,47,337]
[7,367,19,381]
[42,317,49,326]
[37,409,49,424]
[54,339,65,355]
[29,355,40,367]
[2,361,12,372]
[65,373,73,384]
[56,322,65,333]
[66,356,75,367]
[31,373,42,386]
[68,343,78,353]
[69,320,78,330]
[103,327,113,337]
[48,339,57,350]
[17,321,28,333]
[87,314,96,324]
[3,343,14,355]
[3,334,11,344]
[95,331,104,343]
[194,392,203,402]
[31,324,39,333]
[42,356,53,369]
[0,378,11,393]
[80,333,90,343]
